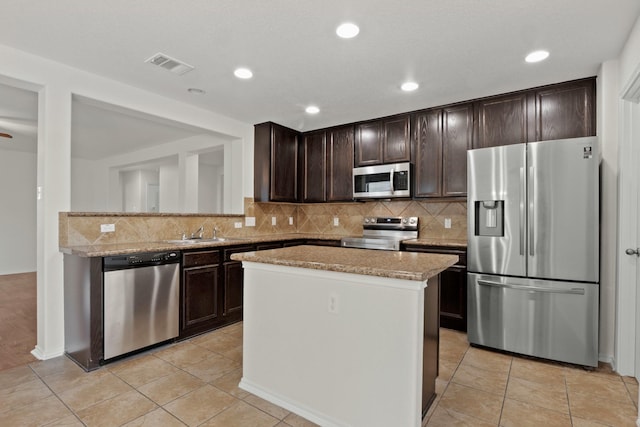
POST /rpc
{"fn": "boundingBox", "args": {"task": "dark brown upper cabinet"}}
[326,125,355,202]
[413,109,442,198]
[355,115,411,166]
[254,122,300,202]
[474,77,596,148]
[301,130,327,203]
[354,120,382,166]
[413,104,472,198]
[299,126,354,203]
[534,78,596,141]
[474,92,530,149]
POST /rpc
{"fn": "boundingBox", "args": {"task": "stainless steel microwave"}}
[353,162,411,199]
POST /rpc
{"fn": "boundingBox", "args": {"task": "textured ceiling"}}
[0,0,639,149]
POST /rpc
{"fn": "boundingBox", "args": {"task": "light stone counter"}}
[59,234,348,257]
[232,245,458,281]
[402,237,467,248]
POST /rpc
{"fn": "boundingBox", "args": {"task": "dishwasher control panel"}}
[103,251,180,271]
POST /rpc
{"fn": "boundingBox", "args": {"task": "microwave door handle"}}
[390,168,395,193]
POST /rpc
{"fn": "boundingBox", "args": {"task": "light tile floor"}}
[0,322,637,426]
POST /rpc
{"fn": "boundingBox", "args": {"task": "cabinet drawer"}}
[223,245,256,262]
[183,250,220,268]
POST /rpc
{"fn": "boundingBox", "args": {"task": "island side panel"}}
[423,274,439,415]
[239,262,426,427]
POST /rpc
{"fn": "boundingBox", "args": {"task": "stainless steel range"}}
[341,216,418,251]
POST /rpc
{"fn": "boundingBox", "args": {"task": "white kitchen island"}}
[231,246,457,427]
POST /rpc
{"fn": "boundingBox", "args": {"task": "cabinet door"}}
[534,78,596,141]
[475,93,529,148]
[327,125,354,201]
[254,122,299,202]
[301,131,326,202]
[271,124,299,201]
[223,262,244,321]
[413,110,443,197]
[442,104,473,197]
[355,121,382,166]
[383,115,411,163]
[183,266,220,329]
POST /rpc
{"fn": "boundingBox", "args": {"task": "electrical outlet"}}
[245,217,256,227]
[288,217,294,225]
[333,217,340,226]
[272,216,277,226]
[234,222,242,228]
[328,292,339,314]
[444,218,452,229]
[100,224,115,233]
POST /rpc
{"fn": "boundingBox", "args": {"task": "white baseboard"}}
[239,377,346,427]
[31,345,64,361]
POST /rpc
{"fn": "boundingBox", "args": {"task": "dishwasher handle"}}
[477,279,585,295]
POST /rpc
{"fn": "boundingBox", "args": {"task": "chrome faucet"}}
[191,225,204,239]
[213,227,219,239]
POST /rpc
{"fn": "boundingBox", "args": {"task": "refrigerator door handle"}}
[529,166,535,256]
[477,279,586,295]
[520,167,525,256]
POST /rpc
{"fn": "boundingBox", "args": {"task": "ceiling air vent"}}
[145,52,194,76]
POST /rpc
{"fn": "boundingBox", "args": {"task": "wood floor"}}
[0,272,37,371]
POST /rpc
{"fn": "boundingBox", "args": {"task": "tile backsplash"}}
[60,198,467,246]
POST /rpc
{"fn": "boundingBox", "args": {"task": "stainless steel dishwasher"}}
[103,251,180,360]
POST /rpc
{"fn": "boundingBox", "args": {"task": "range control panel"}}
[362,216,418,231]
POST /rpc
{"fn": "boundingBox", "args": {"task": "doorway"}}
[0,81,38,371]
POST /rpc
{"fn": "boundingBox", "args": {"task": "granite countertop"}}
[59,234,350,257]
[59,233,467,258]
[402,237,467,248]
[231,245,458,281]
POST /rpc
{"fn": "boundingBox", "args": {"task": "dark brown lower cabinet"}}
[438,263,467,332]
[222,245,255,324]
[181,249,222,338]
[403,245,467,332]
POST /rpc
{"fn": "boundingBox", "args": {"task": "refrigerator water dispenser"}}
[475,200,504,236]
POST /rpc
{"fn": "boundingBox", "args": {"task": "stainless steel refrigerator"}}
[467,136,599,367]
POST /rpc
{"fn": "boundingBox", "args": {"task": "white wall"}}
[0,42,254,360]
[198,163,223,213]
[614,14,640,376]
[0,150,37,274]
[620,16,640,88]
[597,60,620,364]
[159,164,180,213]
[70,158,97,212]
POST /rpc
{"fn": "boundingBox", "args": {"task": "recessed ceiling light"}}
[187,88,206,95]
[401,82,419,92]
[305,105,320,114]
[234,67,253,79]
[525,50,549,63]
[336,22,360,39]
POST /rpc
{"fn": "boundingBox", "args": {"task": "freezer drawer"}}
[467,273,598,367]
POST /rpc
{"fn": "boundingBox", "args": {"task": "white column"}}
[33,84,71,360]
